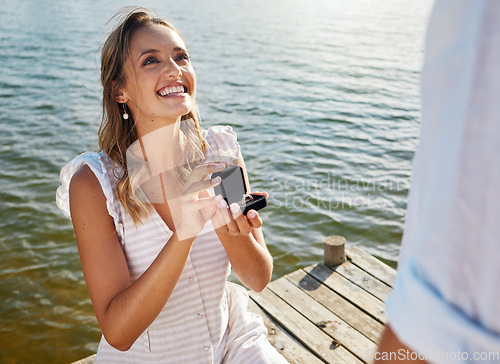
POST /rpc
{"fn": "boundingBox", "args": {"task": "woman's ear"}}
[115,92,128,104]
[112,80,129,103]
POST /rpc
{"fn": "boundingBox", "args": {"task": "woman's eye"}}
[143,57,159,66]
[176,53,190,62]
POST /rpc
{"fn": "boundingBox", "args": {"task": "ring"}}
[240,194,253,206]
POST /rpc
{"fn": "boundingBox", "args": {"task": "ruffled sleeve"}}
[202,125,241,163]
[55,151,124,240]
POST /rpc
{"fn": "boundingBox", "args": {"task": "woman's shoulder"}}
[203,125,241,163]
[70,162,103,191]
[55,151,116,220]
[58,151,112,177]
[68,163,108,216]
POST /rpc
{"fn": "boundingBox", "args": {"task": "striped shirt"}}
[56,125,288,363]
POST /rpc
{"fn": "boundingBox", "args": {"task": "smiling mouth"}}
[157,85,187,97]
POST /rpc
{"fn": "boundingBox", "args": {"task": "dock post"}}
[324,235,346,268]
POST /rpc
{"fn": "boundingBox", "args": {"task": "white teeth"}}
[159,85,185,96]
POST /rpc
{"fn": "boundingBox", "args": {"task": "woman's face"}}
[120,24,196,130]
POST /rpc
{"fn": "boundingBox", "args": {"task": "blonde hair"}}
[99,8,207,225]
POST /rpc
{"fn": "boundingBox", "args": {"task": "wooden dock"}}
[247,243,396,364]
[72,239,396,364]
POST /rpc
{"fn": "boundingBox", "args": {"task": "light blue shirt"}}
[386,0,500,362]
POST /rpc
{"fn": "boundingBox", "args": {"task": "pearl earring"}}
[122,103,129,120]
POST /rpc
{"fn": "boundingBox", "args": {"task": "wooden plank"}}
[268,277,376,363]
[346,247,396,287]
[250,287,362,364]
[331,261,392,302]
[303,264,387,324]
[285,269,384,343]
[247,298,324,364]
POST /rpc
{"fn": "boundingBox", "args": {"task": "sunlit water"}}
[0,0,433,362]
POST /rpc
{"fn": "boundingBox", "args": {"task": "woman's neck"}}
[134,118,184,179]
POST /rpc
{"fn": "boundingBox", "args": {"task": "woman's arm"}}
[69,164,218,351]
[213,154,274,292]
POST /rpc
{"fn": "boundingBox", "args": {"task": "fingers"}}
[212,199,237,234]
[175,194,222,240]
[187,162,228,184]
[211,203,226,231]
[251,191,269,199]
[246,209,263,229]
[212,199,229,232]
[207,181,267,236]
[178,194,220,221]
[181,161,228,197]
[200,200,219,222]
[212,200,263,235]
[227,203,252,235]
[218,200,239,234]
[182,175,221,197]
[189,194,222,211]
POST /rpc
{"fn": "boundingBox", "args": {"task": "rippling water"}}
[0,0,433,362]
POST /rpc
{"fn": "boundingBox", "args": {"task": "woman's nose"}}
[164,58,182,78]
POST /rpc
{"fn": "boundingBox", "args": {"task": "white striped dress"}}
[56,125,288,364]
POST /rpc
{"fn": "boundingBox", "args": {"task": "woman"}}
[56,8,288,363]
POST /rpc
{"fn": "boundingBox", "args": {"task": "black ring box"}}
[211,165,267,215]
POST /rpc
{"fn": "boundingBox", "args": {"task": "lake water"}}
[0,0,433,362]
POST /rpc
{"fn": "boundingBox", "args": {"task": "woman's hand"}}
[212,191,268,236]
[212,190,272,291]
[173,162,228,240]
